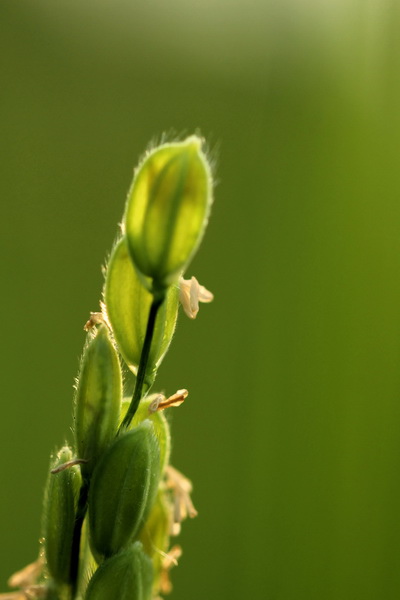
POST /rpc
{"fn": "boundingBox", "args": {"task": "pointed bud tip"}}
[183,135,202,153]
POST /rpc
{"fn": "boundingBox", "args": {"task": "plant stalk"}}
[68,291,165,596]
[119,291,165,431]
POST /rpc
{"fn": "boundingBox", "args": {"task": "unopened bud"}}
[124,136,213,288]
[139,491,170,594]
[42,446,82,584]
[104,237,178,379]
[122,395,171,473]
[74,325,122,476]
[89,421,160,560]
[85,542,153,600]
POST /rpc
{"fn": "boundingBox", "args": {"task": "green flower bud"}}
[121,395,171,473]
[124,136,213,288]
[139,490,170,593]
[74,325,122,477]
[89,421,160,560]
[42,446,82,584]
[85,542,153,600]
[76,517,98,599]
[104,237,178,380]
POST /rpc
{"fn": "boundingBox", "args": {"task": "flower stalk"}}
[1,135,215,600]
[119,291,166,433]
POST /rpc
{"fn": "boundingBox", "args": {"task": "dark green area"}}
[1,2,400,599]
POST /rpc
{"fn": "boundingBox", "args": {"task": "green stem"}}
[68,291,165,595]
[119,291,165,431]
[70,479,89,599]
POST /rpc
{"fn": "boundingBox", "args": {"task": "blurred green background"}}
[1,1,400,598]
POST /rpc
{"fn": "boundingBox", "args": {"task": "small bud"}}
[85,542,153,600]
[89,422,160,560]
[104,237,178,379]
[74,325,122,477]
[42,446,82,584]
[124,136,213,288]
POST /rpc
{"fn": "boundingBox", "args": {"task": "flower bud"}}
[139,490,170,594]
[89,421,160,560]
[124,136,212,288]
[74,325,122,477]
[104,237,178,380]
[85,542,153,600]
[42,446,82,584]
[121,395,171,473]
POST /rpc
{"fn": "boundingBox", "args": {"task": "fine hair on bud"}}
[124,135,213,288]
[74,325,122,477]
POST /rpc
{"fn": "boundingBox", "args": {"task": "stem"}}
[70,479,89,599]
[68,291,165,595]
[119,291,165,431]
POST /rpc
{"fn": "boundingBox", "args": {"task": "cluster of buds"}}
[2,136,214,600]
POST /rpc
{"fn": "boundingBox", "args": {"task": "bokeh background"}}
[1,1,400,598]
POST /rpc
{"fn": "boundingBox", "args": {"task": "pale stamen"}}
[179,276,213,319]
